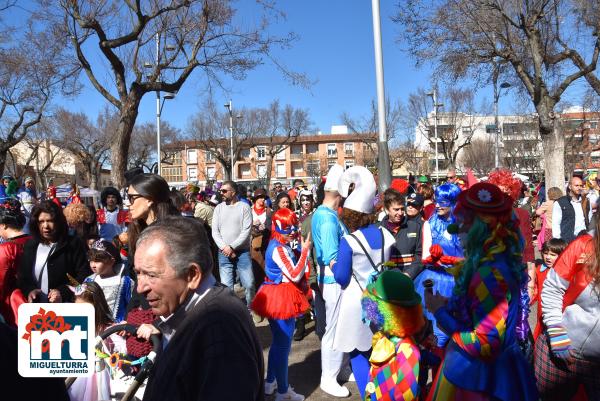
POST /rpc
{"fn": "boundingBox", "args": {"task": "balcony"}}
[290,152,304,161]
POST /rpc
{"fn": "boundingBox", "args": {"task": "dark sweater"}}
[143,284,264,401]
[18,235,91,302]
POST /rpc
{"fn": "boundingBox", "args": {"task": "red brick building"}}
[161,132,377,186]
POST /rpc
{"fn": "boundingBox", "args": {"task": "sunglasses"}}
[127,193,144,203]
[446,176,456,179]
[219,189,231,194]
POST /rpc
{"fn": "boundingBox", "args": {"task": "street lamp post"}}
[370,0,391,191]
[224,100,235,181]
[493,79,511,168]
[148,33,175,175]
[427,90,443,183]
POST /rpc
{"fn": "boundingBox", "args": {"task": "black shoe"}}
[293,317,305,341]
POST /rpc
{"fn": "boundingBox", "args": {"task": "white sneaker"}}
[320,379,350,398]
[264,380,277,395]
[274,386,304,401]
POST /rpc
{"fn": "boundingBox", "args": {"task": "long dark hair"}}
[127,174,179,259]
[29,201,68,243]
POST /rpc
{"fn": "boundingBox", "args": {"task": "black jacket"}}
[143,284,264,401]
[379,216,424,279]
[18,235,91,302]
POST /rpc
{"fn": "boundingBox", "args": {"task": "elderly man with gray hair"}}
[134,216,264,401]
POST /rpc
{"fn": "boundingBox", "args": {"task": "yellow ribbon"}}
[369,332,396,365]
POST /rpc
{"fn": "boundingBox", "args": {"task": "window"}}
[327,160,336,169]
[276,163,286,178]
[292,161,303,176]
[291,144,303,155]
[187,166,198,181]
[205,150,215,162]
[327,143,337,158]
[206,166,216,179]
[275,148,286,160]
[256,146,266,160]
[344,160,355,169]
[187,149,197,164]
[462,127,472,135]
[162,166,182,182]
[257,164,267,178]
[240,148,250,158]
[168,151,182,165]
[306,143,318,154]
[240,164,251,177]
[344,143,354,157]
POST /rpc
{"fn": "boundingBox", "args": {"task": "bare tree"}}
[460,138,496,176]
[37,1,306,187]
[500,118,543,177]
[407,87,480,169]
[389,140,429,175]
[256,100,311,189]
[130,120,181,172]
[341,98,404,170]
[394,0,600,191]
[0,20,78,176]
[15,120,67,189]
[54,108,111,190]
[186,98,259,180]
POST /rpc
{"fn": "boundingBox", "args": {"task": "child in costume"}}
[251,207,311,401]
[424,182,538,401]
[530,238,566,340]
[68,281,115,401]
[415,183,463,348]
[361,270,426,401]
[84,240,133,322]
[535,216,600,400]
[332,166,397,399]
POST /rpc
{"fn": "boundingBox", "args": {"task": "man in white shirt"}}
[552,176,589,243]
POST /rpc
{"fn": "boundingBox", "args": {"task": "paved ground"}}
[254,317,361,401]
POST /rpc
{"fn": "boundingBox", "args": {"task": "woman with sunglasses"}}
[251,207,312,401]
[126,174,179,261]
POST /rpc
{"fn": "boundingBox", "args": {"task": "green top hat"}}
[366,270,421,306]
[417,175,429,183]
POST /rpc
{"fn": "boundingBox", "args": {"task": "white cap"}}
[323,164,344,192]
[338,166,376,213]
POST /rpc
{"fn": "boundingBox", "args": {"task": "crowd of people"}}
[1,165,599,401]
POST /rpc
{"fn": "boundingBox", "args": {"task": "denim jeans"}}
[218,250,255,305]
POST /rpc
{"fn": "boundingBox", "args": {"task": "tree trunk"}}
[0,149,8,177]
[111,91,142,188]
[90,162,99,190]
[265,155,274,190]
[539,116,565,197]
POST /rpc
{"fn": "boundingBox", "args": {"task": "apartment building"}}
[415,107,600,178]
[161,129,377,187]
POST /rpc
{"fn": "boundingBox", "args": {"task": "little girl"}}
[84,240,133,322]
[530,238,567,339]
[68,281,115,401]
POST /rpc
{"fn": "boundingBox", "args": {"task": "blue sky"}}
[56,1,434,134]
[46,1,594,135]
